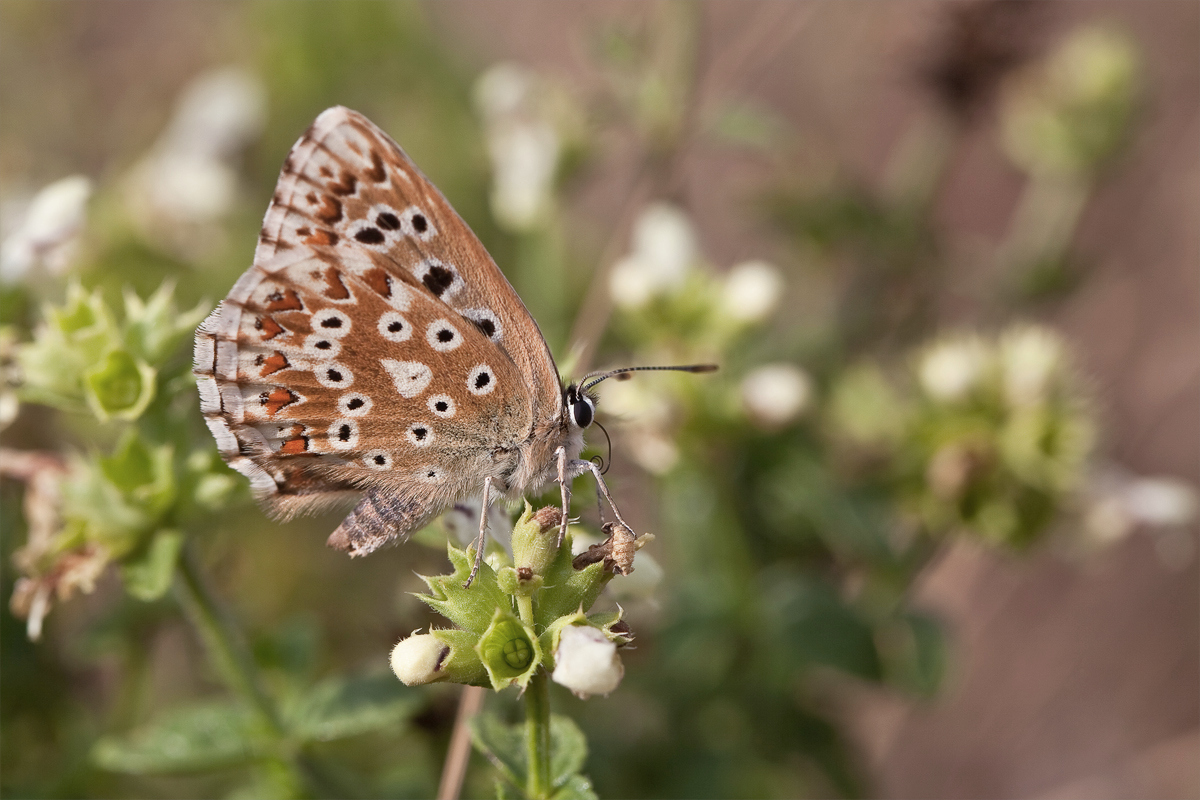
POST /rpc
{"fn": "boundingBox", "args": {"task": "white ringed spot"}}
[328,419,359,450]
[426,319,463,352]
[411,258,463,300]
[316,362,354,389]
[400,205,437,241]
[378,311,412,343]
[337,393,373,417]
[312,308,352,338]
[303,333,341,358]
[406,422,434,448]
[364,449,392,471]
[467,364,496,396]
[427,394,456,418]
[382,359,432,398]
[461,308,503,341]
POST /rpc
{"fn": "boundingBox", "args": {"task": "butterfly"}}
[193,106,713,583]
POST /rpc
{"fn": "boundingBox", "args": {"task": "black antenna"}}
[580,363,717,394]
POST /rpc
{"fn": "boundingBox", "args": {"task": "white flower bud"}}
[1123,478,1198,527]
[918,338,988,402]
[552,625,624,698]
[741,363,812,428]
[486,122,559,231]
[390,633,448,686]
[609,203,696,308]
[1,175,92,282]
[1000,326,1064,407]
[722,260,784,323]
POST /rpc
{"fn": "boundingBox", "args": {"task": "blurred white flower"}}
[474,62,560,232]
[552,624,623,698]
[1083,468,1199,547]
[627,430,680,475]
[722,260,784,323]
[390,633,447,686]
[607,550,664,603]
[126,67,266,255]
[0,176,92,282]
[1001,325,1064,407]
[609,203,697,308]
[1123,478,1198,527]
[599,377,679,473]
[918,338,988,402]
[741,363,812,429]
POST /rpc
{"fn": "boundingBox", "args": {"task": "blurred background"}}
[1,2,1196,798]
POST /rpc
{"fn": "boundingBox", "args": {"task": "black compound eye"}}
[571,397,594,429]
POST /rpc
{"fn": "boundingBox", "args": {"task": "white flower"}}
[1000,326,1064,407]
[474,63,561,232]
[0,175,92,282]
[918,338,988,402]
[1123,478,1198,527]
[126,67,265,244]
[486,122,560,231]
[552,625,623,697]
[722,260,784,323]
[390,633,448,686]
[741,363,812,428]
[609,203,696,308]
[442,497,513,551]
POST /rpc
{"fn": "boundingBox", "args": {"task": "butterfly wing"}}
[194,107,564,551]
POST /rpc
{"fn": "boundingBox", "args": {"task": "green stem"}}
[524,671,552,800]
[175,545,351,799]
[175,546,283,735]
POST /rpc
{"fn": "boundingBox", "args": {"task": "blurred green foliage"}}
[0,3,1141,799]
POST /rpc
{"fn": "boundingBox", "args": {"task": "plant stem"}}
[175,545,349,798]
[524,671,552,800]
[175,545,283,735]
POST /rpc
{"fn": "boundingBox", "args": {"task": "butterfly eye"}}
[571,395,595,429]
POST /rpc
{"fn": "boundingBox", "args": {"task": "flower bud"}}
[722,260,784,323]
[391,629,486,687]
[551,624,624,698]
[918,338,988,402]
[476,609,542,691]
[510,504,562,578]
[741,363,812,429]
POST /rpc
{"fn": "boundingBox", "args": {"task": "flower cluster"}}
[391,505,645,698]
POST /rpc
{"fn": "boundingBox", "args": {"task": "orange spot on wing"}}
[261,351,290,375]
[362,267,392,298]
[256,315,284,340]
[322,267,350,300]
[265,289,303,312]
[262,387,297,416]
[305,229,339,247]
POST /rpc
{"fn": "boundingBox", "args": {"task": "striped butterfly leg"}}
[463,476,494,588]
[555,446,634,546]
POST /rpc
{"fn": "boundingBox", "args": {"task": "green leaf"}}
[121,529,184,601]
[92,702,268,774]
[552,774,599,800]
[84,349,157,421]
[548,714,588,788]
[470,713,591,794]
[287,670,423,743]
[535,536,614,630]
[471,712,525,790]
[416,542,511,635]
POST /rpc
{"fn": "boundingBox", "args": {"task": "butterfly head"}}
[564,383,597,430]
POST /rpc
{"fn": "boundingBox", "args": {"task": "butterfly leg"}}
[556,446,572,545]
[558,455,632,537]
[464,476,493,588]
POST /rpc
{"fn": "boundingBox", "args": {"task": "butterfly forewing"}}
[195,107,562,535]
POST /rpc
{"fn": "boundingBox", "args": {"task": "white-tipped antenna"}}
[580,363,718,393]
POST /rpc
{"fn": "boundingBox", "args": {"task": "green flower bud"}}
[84,349,156,421]
[510,503,563,577]
[475,608,542,691]
[497,565,543,596]
[391,629,487,687]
